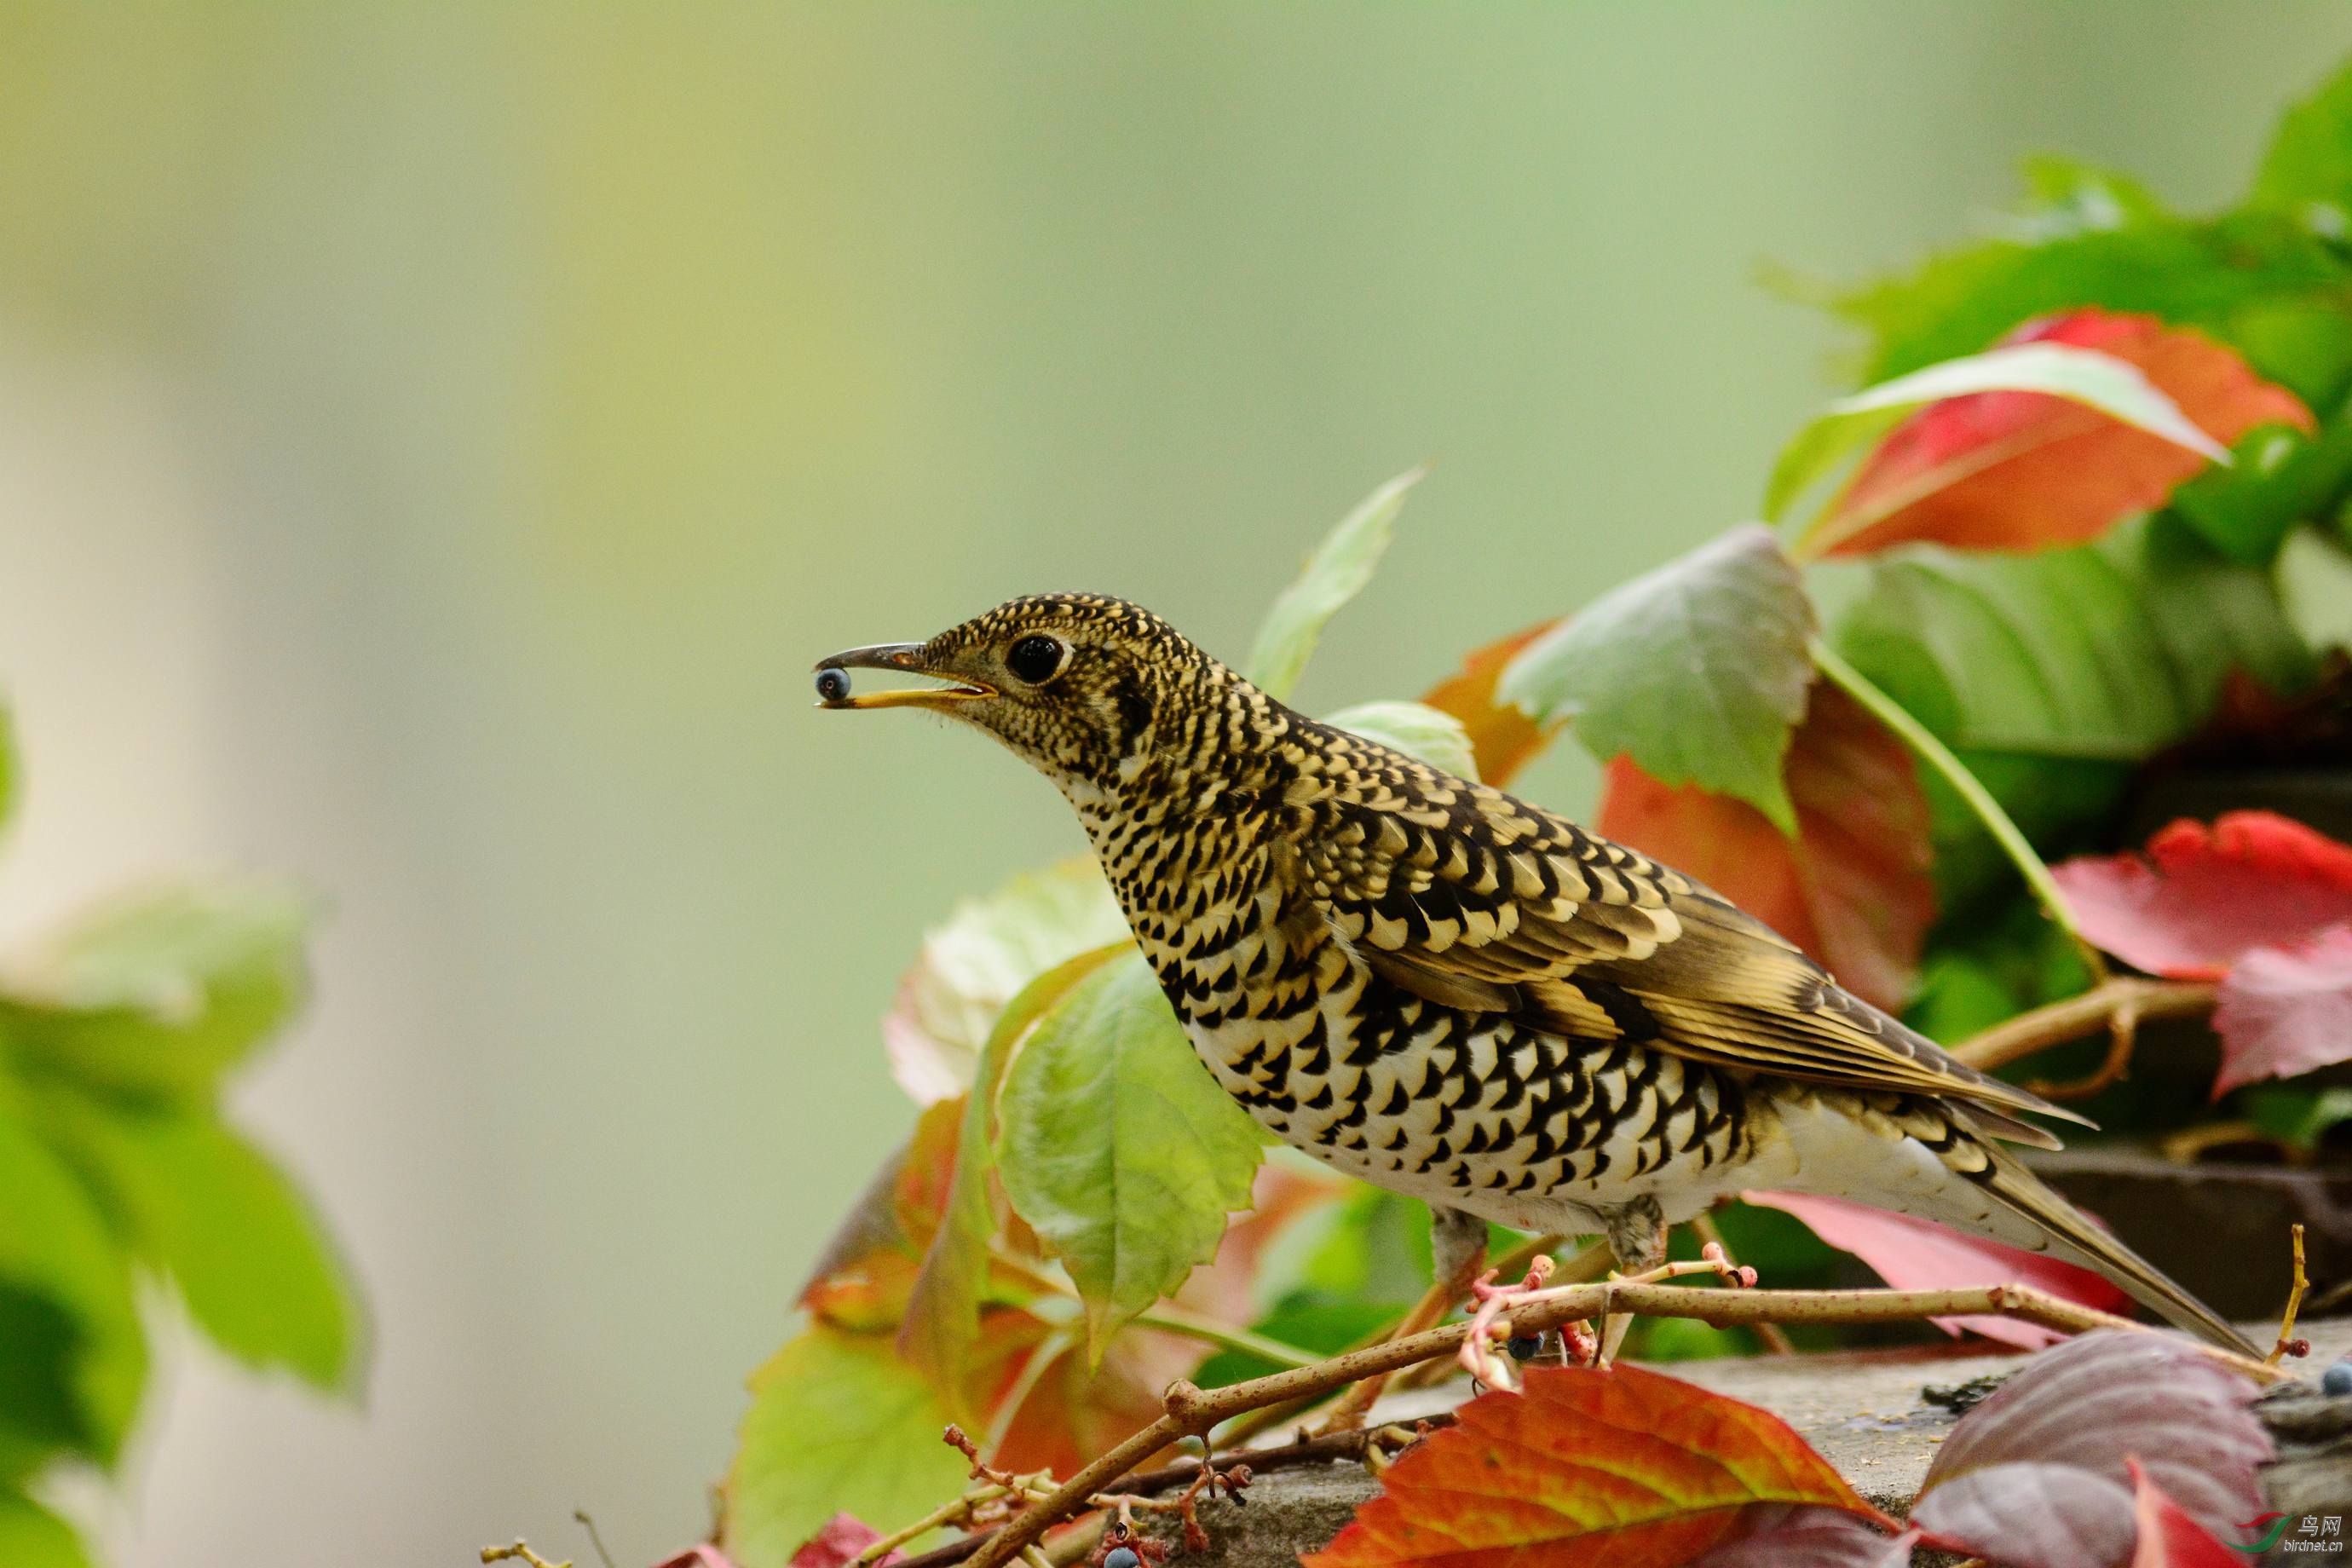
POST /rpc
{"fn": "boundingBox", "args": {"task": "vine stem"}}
[1948,977,2215,1074]
[986,1248,1327,1373]
[1807,637,2109,984]
[1132,1306,1323,1370]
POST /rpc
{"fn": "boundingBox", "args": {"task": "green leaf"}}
[1835,204,2352,401]
[2170,401,2352,566]
[0,1284,84,1483]
[1323,700,1479,780]
[883,857,1127,1104]
[1829,515,2312,758]
[1500,525,1816,832]
[994,953,1265,1358]
[723,1326,970,1568]
[0,1490,93,1568]
[40,1099,361,1392]
[896,943,1122,1404]
[2251,58,2352,231]
[1767,340,2229,527]
[2241,1085,2352,1152]
[1246,467,1426,701]
[0,881,310,1100]
[1190,1299,1398,1388]
[0,1095,144,1469]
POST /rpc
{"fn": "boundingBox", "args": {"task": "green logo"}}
[2235,1513,2292,1554]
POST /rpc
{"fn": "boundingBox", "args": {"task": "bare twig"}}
[483,1545,569,1568]
[2159,1120,2274,1164]
[572,1512,618,1568]
[2272,1224,2312,1366]
[2020,991,2142,1101]
[1951,977,2215,1075]
[890,1425,1451,1568]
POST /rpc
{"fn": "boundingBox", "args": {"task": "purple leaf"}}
[1911,1331,2268,1564]
[1691,1504,1917,1568]
[1911,1461,2136,1568]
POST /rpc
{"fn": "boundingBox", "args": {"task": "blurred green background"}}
[3,4,2350,1564]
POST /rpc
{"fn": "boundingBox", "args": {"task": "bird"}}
[816,591,2252,1354]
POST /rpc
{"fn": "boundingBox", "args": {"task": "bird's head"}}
[815,593,1231,793]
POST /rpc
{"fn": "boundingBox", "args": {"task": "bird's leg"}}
[1430,1206,1490,1306]
[1310,1206,1490,1433]
[1597,1196,1667,1365]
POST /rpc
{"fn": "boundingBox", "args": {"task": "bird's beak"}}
[813,643,998,710]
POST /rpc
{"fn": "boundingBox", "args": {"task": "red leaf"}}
[790,1516,895,1568]
[1301,1363,1888,1568]
[1812,309,2312,559]
[1743,1190,2131,1349]
[1913,1330,2268,1565]
[2053,811,2352,979]
[2127,1461,2239,1568]
[654,1549,738,1568]
[1420,620,1562,789]
[2212,925,2352,1095]
[1596,682,1934,1012]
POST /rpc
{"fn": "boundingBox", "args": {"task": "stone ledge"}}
[1142,1319,2352,1568]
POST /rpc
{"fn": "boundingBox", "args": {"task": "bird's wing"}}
[1289,736,2079,1135]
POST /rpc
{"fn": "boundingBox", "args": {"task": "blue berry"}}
[2322,1359,2352,1397]
[1104,1548,1142,1568]
[816,667,851,703]
[1507,1335,1544,1362]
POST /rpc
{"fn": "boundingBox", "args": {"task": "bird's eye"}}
[1006,634,1067,685]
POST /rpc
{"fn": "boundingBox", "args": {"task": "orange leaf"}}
[1811,309,2312,559]
[1595,683,1934,1012]
[977,1311,1196,1479]
[1304,1364,1888,1568]
[798,1098,966,1331]
[1421,620,1563,788]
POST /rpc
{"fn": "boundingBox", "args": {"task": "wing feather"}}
[1294,726,2082,1133]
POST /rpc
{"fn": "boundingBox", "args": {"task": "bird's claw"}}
[1458,1256,1600,1391]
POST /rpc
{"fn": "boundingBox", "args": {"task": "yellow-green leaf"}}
[896,943,1122,1405]
[723,1326,969,1568]
[0,881,310,1099]
[883,859,1126,1105]
[1246,467,1425,702]
[0,1490,94,1568]
[994,953,1264,1359]
[1501,526,1816,833]
[42,1100,363,1393]
[0,1096,144,1469]
[1323,700,1480,781]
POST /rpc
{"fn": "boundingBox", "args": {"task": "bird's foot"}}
[1457,1256,1601,1391]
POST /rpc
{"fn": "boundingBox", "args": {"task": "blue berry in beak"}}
[816,667,851,703]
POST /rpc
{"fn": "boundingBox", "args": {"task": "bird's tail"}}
[1969,1138,2257,1357]
[1774,1092,2255,1355]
